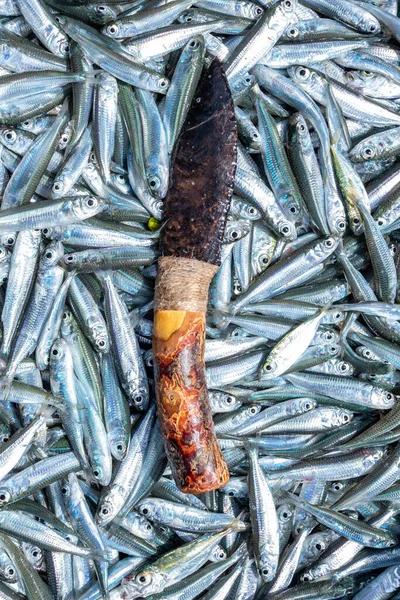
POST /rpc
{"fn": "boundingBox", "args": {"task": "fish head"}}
[260,357,280,379]
[40,241,64,268]
[333,360,354,376]
[0,233,15,249]
[0,554,16,582]
[350,140,378,163]
[128,513,155,540]
[22,543,44,570]
[362,447,386,471]
[137,500,159,522]
[69,196,105,221]
[224,218,251,243]
[357,12,381,35]
[288,66,323,95]
[0,488,11,506]
[220,477,248,498]
[97,487,125,526]
[51,175,70,199]
[371,388,395,409]
[122,565,166,598]
[259,553,278,583]
[147,166,169,201]
[291,398,317,415]
[210,546,227,562]
[272,0,298,29]
[90,4,117,23]
[126,376,149,410]
[109,436,128,462]
[61,309,75,337]
[277,503,293,524]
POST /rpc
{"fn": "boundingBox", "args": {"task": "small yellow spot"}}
[148,217,161,231]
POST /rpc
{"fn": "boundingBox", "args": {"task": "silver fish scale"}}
[0,0,397,598]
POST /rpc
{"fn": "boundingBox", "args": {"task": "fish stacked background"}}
[0,0,399,598]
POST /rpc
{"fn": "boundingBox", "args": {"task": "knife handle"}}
[153,257,230,494]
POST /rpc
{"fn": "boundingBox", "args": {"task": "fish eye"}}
[225,395,234,404]
[315,542,323,551]
[338,220,346,231]
[340,363,348,372]
[133,393,144,406]
[60,42,70,55]
[6,567,14,577]
[297,67,309,78]
[159,79,168,89]
[249,406,258,414]
[218,551,225,559]
[342,412,349,421]
[353,217,360,225]
[97,5,106,12]
[296,122,306,133]
[31,549,40,558]
[93,468,102,479]
[325,238,334,248]
[185,15,193,22]
[0,493,7,502]
[188,38,199,48]
[377,219,384,226]
[255,6,263,14]
[100,507,110,516]
[230,229,239,239]
[148,176,160,190]
[284,0,292,7]
[326,333,333,340]
[140,506,150,515]
[137,573,152,584]
[302,574,312,582]
[116,443,124,452]
[387,393,394,400]
[61,485,68,495]
[287,26,298,37]
[107,24,118,35]
[245,76,252,84]
[45,251,53,259]
[289,205,297,213]
[248,207,256,215]
[304,402,312,410]
[368,23,378,32]
[262,567,270,576]
[4,130,16,142]
[65,255,75,262]
[144,522,152,531]
[264,363,273,372]
[86,197,96,208]
[52,348,59,357]
[281,225,290,235]
[362,146,375,159]
[6,237,14,246]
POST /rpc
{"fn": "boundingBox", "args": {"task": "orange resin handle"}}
[153,309,229,494]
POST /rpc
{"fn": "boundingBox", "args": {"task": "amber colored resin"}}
[153,309,229,494]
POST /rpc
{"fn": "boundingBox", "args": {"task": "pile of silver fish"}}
[0,0,400,598]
